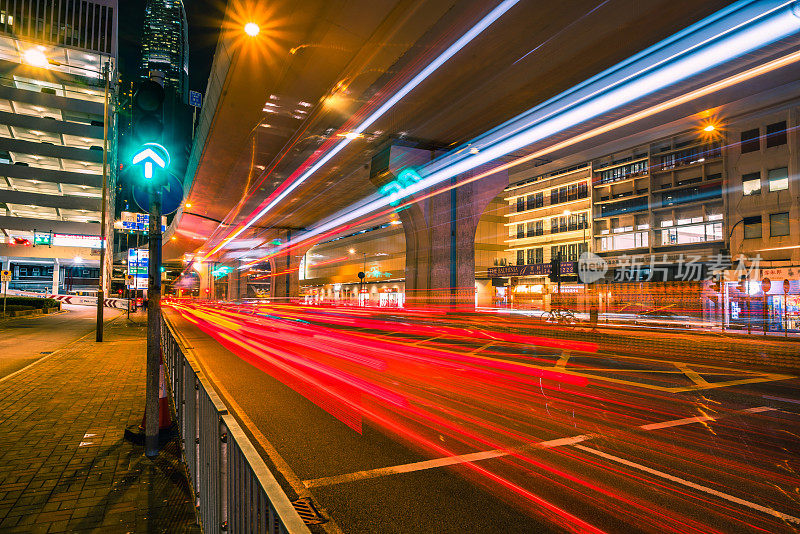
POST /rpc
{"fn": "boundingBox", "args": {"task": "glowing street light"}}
[348,248,356,254]
[244,22,260,36]
[337,132,364,140]
[703,124,716,132]
[24,47,48,68]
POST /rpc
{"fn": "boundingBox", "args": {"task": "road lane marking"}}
[675,363,709,386]
[574,444,800,525]
[555,351,571,369]
[302,407,774,488]
[304,434,594,489]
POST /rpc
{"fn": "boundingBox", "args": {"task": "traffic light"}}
[549,252,561,284]
[133,77,165,147]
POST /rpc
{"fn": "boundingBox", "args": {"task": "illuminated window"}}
[742,172,761,195]
[516,250,524,265]
[767,167,789,192]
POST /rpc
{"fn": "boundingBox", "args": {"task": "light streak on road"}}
[165,300,800,532]
[201,0,521,259]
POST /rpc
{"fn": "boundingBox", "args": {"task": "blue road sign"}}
[133,171,184,215]
[189,90,202,108]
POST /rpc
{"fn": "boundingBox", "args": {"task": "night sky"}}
[118,0,223,93]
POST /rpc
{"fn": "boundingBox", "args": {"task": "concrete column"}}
[371,144,509,309]
[52,259,60,295]
[226,261,242,301]
[197,262,212,298]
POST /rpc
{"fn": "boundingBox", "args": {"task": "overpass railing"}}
[161,314,311,534]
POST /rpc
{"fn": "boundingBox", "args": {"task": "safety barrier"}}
[161,315,311,534]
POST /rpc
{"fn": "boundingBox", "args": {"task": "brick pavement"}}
[0,313,200,533]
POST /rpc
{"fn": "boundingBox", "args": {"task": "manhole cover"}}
[291,497,328,525]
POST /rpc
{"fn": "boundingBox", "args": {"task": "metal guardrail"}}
[161,315,312,534]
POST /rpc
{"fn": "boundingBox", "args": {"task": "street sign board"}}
[1,270,10,282]
[127,248,149,289]
[120,211,166,232]
[125,274,135,287]
[189,90,202,108]
[133,171,184,215]
[33,232,52,246]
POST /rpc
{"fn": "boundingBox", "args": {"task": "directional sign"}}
[189,90,202,108]
[125,274,135,287]
[133,171,184,215]
[1,270,10,282]
[132,143,170,180]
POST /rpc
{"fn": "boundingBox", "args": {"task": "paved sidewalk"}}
[0,313,200,533]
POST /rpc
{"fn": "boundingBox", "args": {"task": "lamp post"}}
[48,58,111,342]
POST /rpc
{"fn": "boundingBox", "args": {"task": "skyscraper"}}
[140,0,188,103]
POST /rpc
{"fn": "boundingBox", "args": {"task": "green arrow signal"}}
[132,143,170,180]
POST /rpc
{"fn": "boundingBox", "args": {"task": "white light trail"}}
[213,0,521,251]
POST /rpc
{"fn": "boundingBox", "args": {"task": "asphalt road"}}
[165,301,800,534]
[0,304,123,381]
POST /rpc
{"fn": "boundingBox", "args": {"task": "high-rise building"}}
[0,0,118,295]
[140,0,188,103]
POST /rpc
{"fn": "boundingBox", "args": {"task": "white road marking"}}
[304,434,593,489]
[304,407,776,488]
[639,406,775,430]
[574,444,800,525]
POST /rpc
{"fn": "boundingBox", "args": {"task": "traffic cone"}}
[124,349,175,445]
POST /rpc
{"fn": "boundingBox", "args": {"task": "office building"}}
[0,0,118,294]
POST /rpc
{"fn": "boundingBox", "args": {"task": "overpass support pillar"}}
[226,262,243,301]
[269,230,309,303]
[52,259,60,295]
[371,144,508,310]
[197,262,212,299]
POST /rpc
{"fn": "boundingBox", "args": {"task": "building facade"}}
[0,0,118,295]
[140,0,188,103]
[494,101,800,331]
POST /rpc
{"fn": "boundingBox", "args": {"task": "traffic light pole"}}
[145,185,162,457]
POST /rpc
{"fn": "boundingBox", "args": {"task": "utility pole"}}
[95,62,110,341]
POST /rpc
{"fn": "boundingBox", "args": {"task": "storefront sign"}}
[53,234,102,248]
[760,266,800,280]
[33,232,52,246]
[488,262,575,277]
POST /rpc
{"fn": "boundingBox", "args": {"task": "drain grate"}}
[291,497,328,525]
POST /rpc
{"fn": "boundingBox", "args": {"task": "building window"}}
[559,187,568,204]
[526,195,535,211]
[767,167,789,192]
[766,121,787,148]
[535,220,543,236]
[551,218,558,234]
[743,215,761,239]
[526,222,536,237]
[535,192,544,208]
[550,189,558,205]
[535,247,543,264]
[516,197,525,212]
[740,128,760,154]
[516,224,525,239]
[551,246,559,261]
[526,248,535,265]
[770,212,790,237]
[742,172,761,195]
[517,250,525,265]
[578,181,588,198]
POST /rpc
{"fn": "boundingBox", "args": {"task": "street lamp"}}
[244,22,260,36]
[49,57,111,342]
